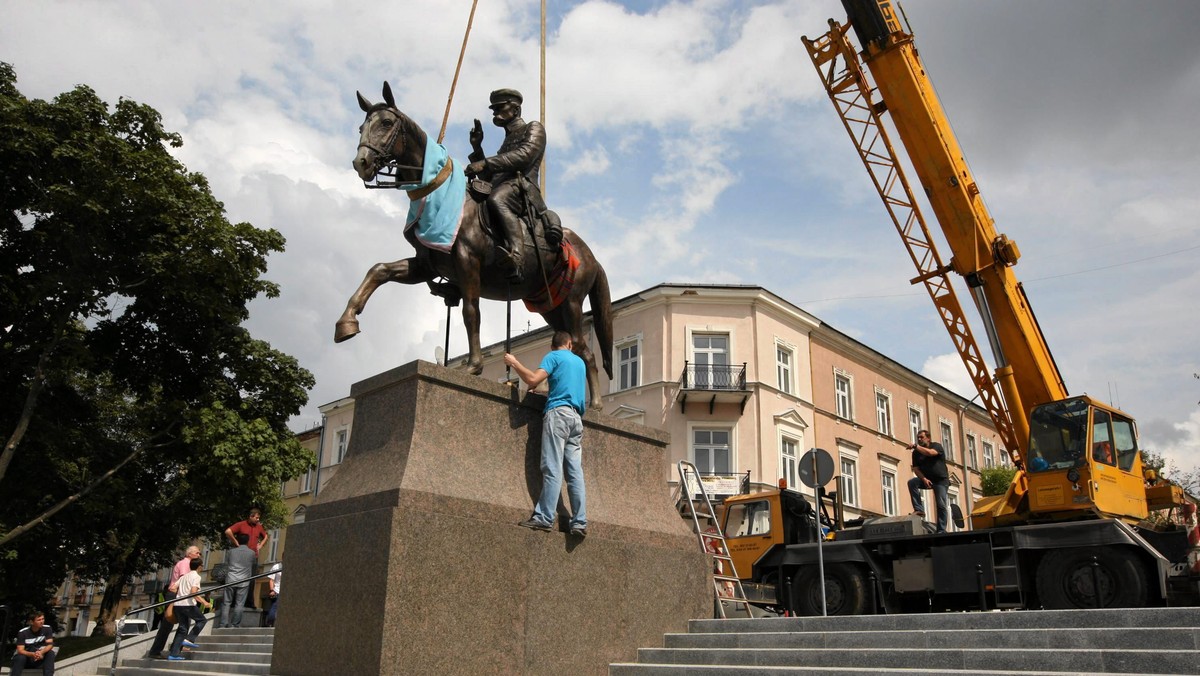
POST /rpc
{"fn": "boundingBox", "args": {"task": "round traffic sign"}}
[798,447,835,488]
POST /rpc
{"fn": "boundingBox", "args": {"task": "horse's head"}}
[353,82,427,189]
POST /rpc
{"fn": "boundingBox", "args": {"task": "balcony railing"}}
[679,362,747,391]
[677,362,750,414]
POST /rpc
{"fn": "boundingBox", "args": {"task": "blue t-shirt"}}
[538,349,587,415]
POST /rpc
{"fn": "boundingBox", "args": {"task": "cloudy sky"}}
[4,0,1199,471]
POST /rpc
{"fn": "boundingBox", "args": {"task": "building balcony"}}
[677,362,750,414]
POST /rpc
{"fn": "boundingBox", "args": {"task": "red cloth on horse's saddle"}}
[524,241,580,313]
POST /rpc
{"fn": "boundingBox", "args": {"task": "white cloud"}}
[561,145,611,182]
[919,353,976,401]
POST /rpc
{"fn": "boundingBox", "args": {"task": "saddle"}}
[469,176,563,252]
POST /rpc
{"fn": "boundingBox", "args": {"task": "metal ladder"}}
[677,460,753,618]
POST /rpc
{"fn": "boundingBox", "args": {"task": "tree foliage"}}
[981,466,1018,497]
[0,63,314,625]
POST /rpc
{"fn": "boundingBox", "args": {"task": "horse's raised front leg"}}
[335,257,433,343]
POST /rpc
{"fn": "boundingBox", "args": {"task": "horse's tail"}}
[589,263,614,380]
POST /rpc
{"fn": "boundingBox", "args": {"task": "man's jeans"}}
[10,650,55,675]
[908,476,950,533]
[219,584,250,628]
[170,605,207,657]
[532,406,586,529]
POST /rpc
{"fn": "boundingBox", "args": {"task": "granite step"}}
[104,627,275,676]
[613,608,1200,675]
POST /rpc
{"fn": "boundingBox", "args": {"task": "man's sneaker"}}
[147,653,164,659]
[182,640,200,648]
[518,518,552,532]
[570,526,587,538]
[167,655,186,661]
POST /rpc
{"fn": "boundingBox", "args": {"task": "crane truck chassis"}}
[716,484,1198,615]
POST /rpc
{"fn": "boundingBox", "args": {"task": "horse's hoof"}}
[468,361,484,376]
[334,320,360,343]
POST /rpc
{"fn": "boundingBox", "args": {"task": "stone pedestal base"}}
[271,361,710,675]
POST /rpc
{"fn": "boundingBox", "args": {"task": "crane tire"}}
[1036,547,1148,609]
[791,563,868,616]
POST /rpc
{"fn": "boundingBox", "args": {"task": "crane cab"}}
[1024,395,1149,522]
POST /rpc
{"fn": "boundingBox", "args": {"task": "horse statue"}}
[338,82,613,408]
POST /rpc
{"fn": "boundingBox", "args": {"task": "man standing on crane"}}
[465,88,547,283]
[908,429,950,533]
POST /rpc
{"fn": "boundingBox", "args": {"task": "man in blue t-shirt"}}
[504,330,589,537]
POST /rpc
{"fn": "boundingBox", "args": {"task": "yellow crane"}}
[802,0,1183,527]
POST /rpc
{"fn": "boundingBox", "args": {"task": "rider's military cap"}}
[488,88,523,109]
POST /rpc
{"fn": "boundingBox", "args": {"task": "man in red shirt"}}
[224,507,269,554]
[147,545,200,659]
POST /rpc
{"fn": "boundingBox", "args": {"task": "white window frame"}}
[838,446,859,508]
[268,528,280,561]
[834,369,854,420]
[939,418,955,463]
[613,335,642,392]
[983,440,995,469]
[780,435,800,493]
[880,466,898,517]
[686,326,734,390]
[774,409,811,499]
[875,388,892,436]
[335,428,349,464]
[947,488,960,532]
[776,341,795,395]
[908,405,923,443]
[301,466,312,493]
[1000,449,1012,467]
[690,424,735,476]
[966,433,977,470]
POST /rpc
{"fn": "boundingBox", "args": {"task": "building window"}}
[335,429,349,464]
[947,489,960,532]
[780,436,799,490]
[268,528,280,561]
[776,345,793,395]
[301,466,312,493]
[615,338,640,391]
[691,333,730,389]
[839,456,858,507]
[940,420,955,463]
[834,372,853,420]
[693,428,732,475]
[983,440,995,468]
[966,434,977,470]
[1000,449,1012,467]
[881,468,897,516]
[909,406,922,442]
[875,391,891,436]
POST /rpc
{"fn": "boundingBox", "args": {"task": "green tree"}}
[981,465,1018,497]
[0,63,314,631]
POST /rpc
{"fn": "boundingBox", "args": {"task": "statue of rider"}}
[465,88,545,283]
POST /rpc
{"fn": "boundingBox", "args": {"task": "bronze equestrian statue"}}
[337,83,613,408]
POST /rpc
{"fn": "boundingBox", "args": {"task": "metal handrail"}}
[109,565,281,676]
[679,362,748,390]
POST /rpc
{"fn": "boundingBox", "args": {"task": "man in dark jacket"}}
[908,429,950,533]
[465,88,547,282]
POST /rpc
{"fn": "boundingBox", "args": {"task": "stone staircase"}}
[102,627,274,675]
[610,607,1200,675]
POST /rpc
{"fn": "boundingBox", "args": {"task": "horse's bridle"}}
[359,106,424,190]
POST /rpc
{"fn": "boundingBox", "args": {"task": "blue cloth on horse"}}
[405,142,466,253]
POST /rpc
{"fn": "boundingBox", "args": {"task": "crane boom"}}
[806,0,1173,526]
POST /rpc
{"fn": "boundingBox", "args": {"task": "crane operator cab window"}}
[724,499,771,538]
[1092,409,1116,467]
[1027,398,1090,472]
[1111,415,1138,472]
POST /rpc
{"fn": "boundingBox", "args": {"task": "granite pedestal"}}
[271,360,711,675]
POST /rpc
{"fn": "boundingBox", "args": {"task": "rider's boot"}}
[495,205,525,283]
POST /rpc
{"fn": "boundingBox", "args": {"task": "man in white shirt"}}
[168,557,213,661]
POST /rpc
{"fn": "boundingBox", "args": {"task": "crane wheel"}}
[791,563,868,616]
[1035,547,1148,609]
